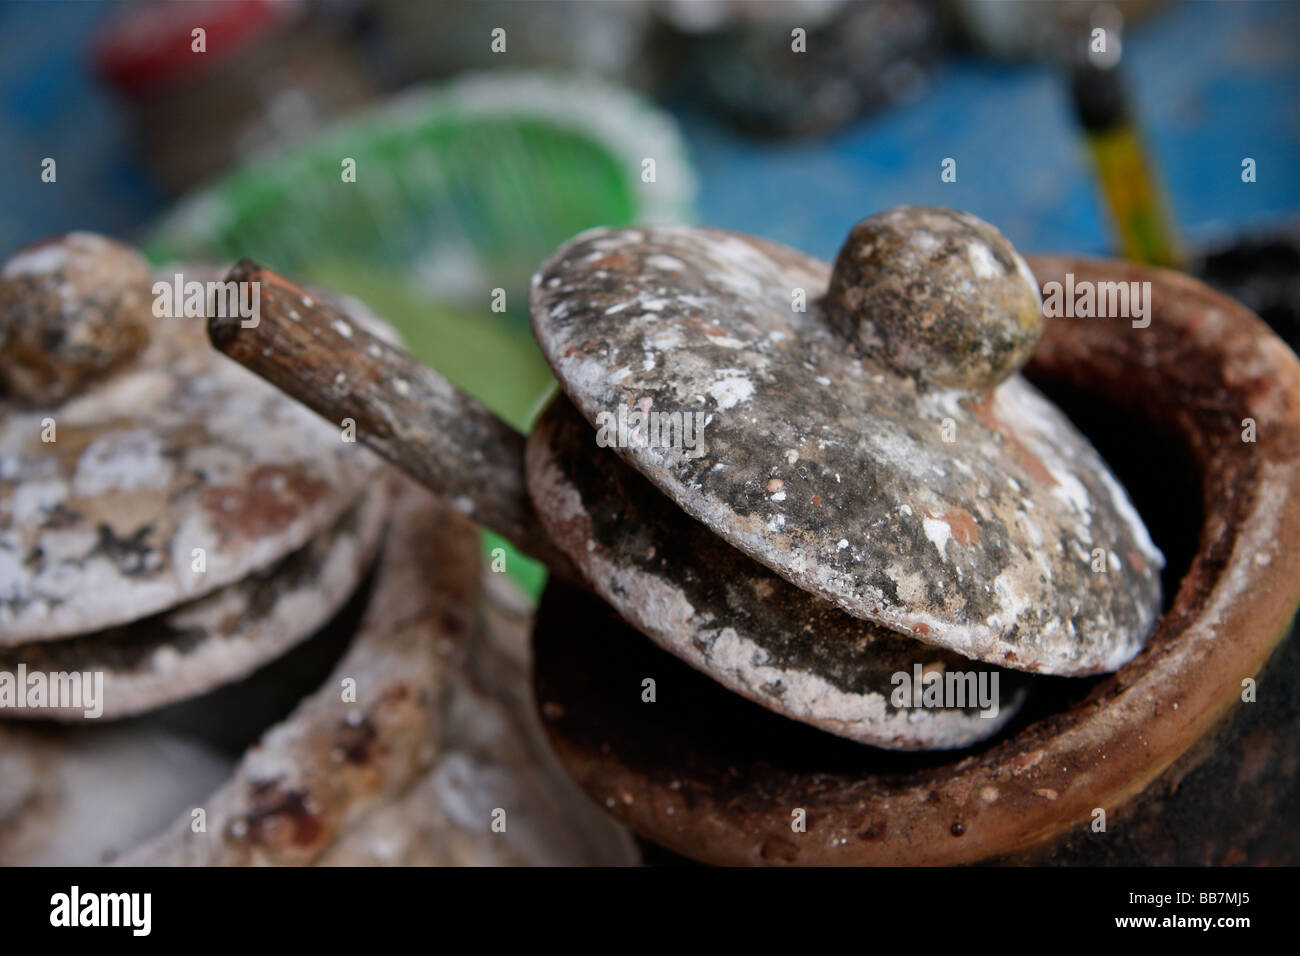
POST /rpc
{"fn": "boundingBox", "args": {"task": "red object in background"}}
[94,0,297,97]
[87,0,368,193]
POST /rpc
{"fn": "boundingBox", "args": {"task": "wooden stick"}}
[209,260,567,571]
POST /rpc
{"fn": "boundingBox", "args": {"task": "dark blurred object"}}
[1068,5,1181,267]
[93,0,372,193]
[949,0,1170,61]
[1194,228,1300,354]
[368,0,656,90]
[654,0,944,138]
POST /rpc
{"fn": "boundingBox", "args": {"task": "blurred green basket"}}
[147,71,694,426]
[146,72,695,596]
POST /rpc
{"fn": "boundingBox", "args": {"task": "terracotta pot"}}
[532,256,1300,865]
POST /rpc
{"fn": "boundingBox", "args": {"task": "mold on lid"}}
[0,234,385,644]
[0,483,388,719]
[529,210,1163,675]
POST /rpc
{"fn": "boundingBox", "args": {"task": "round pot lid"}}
[0,481,388,720]
[529,218,1163,675]
[527,399,1026,749]
[0,271,385,645]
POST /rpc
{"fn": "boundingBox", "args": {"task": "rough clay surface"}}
[121,480,636,866]
[0,484,389,720]
[530,226,1164,675]
[319,568,639,866]
[527,400,1026,749]
[824,207,1044,391]
[119,479,473,865]
[0,291,384,644]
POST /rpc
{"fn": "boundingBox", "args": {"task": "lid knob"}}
[0,233,152,405]
[824,206,1044,391]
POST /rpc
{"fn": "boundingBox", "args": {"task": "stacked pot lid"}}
[0,230,383,863]
[0,233,389,719]
[525,207,1164,753]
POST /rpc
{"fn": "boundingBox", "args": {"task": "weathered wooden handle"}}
[208,260,568,571]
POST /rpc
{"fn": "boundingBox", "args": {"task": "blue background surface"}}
[679,0,1299,258]
[1,0,1296,259]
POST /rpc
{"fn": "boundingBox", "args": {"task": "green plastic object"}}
[146,73,695,597]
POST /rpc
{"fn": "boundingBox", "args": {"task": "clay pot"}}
[531,255,1300,865]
